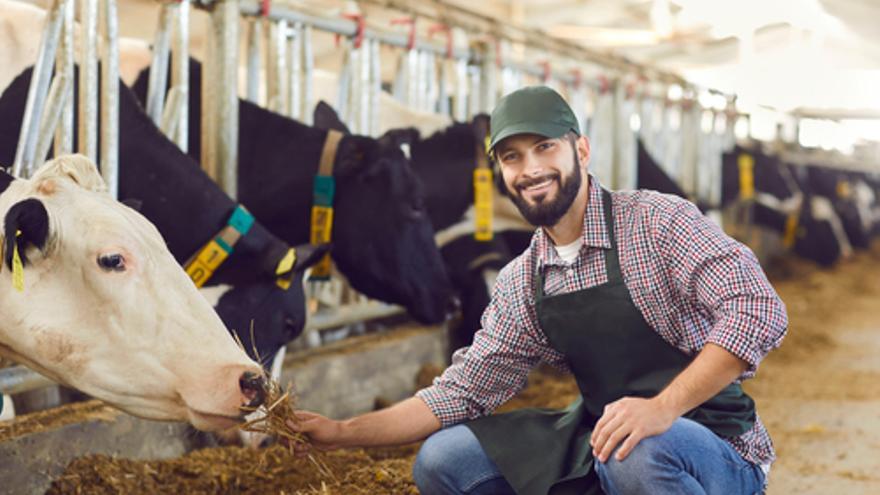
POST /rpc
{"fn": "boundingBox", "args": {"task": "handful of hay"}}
[238,378,305,447]
[238,377,336,481]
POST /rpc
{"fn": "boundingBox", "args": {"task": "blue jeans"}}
[413,419,766,495]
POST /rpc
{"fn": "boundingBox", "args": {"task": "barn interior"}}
[1,0,879,494]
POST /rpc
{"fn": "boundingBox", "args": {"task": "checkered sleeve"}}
[657,199,788,378]
[416,264,543,427]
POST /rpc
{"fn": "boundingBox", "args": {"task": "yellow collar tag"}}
[782,212,800,249]
[474,169,494,241]
[309,205,334,279]
[12,230,24,292]
[274,248,298,290]
[737,153,755,200]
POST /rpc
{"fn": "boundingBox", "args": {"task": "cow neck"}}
[309,129,344,280]
[410,122,478,232]
[113,78,288,287]
[183,204,301,290]
[235,100,343,247]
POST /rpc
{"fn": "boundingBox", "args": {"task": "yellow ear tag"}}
[12,230,24,292]
[275,248,297,290]
[474,169,494,241]
[737,153,755,201]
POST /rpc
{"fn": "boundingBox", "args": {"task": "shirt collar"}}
[533,174,611,269]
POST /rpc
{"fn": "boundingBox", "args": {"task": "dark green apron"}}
[466,189,757,495]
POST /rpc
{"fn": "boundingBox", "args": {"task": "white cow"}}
[0,154,265,431]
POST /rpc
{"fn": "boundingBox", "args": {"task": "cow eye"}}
[97,254,126,272]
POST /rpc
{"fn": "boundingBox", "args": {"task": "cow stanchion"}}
[12,0,65,178]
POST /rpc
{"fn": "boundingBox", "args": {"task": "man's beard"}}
[509,158,582,227]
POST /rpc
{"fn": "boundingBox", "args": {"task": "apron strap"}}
[535,187,622,300]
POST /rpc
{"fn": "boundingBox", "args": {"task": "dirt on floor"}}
[37,243,880,494]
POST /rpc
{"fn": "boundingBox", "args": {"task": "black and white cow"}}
[0,155,265,430]
[0,67,326,364]
[720,146,856,266]
[132,60,454,325]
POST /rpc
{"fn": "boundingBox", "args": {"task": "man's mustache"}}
[515,173,561,192]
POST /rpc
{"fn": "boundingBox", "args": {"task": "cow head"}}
[201,243,330,365]
[314,102,454,324]
[0,155,265,431]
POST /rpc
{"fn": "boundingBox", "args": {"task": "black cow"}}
[132,60,453,325]
[803,165,872,249]
[637,139,688,199]
[0,66,326,364]
[364,116,535,352]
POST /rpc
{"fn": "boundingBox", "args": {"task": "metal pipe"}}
[171,0,190,152]
[287,23,302,119]
[453,57,467,122]
[0,366,55,396]
[12,0,65,178]
[369,38,381,137]
[246,18,262,104]
[54,0,75,157]
[267,19,288,114]
[302,24,314,125]
[336,45,351,123]
[146,4,173,126]
[101,0,119,199]
[211,0,239,198]
[159,86,184,138]
[79,0,99,163]
[358,40,370,135]
[34,73,72,165]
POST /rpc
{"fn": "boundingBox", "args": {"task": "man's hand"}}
[286,411,346,456]
[590,397,678,463]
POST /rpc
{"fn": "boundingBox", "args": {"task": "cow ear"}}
[313,101,350,134]
[31,154,107,194]
[292,243,332,272]
[4,198,50,269]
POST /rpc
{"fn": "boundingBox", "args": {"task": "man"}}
[288,86,787,495]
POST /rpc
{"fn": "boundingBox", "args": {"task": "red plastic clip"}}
[391,17,417,51]
[260,0,270,17]
[428,24,453,59]
[571,68,583,89]
[598,74,610,94]
[337,13,366,49]
[539,61,552,83]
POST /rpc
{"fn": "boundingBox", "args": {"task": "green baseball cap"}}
[489,86,580,153]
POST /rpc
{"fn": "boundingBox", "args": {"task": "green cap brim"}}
[489,121,573,153]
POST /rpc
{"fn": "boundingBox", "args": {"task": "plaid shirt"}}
[417,175,788,467]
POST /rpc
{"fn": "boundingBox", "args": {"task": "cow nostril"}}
[239,371,267,408]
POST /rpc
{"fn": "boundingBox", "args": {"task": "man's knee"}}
[413,425,476,491]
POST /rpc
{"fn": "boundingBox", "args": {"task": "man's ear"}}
[577,135,591,168]
[4,198,50,269]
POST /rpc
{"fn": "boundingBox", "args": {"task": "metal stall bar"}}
[287,22,302,119]
[202,0,240,198]
[146,4,173,125]
[12,0,65,178]
[79,0,99,163]
[302,24,314,125]
[171,0,190,152]
[246,17,262,104]
[100,0,119,198]
[54,0,75,157]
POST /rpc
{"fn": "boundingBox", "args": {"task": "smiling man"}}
[287,86,787,495]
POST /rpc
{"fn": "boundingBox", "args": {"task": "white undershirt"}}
[553,237,583,264]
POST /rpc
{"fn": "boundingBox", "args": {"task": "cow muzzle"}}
[239,371,267,408]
